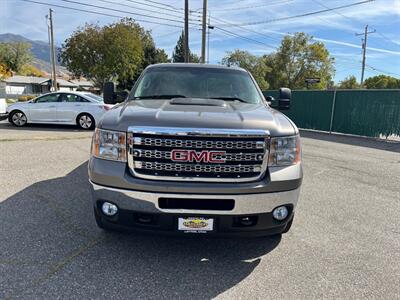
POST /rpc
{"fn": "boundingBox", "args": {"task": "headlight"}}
[91,128,126,162]
[268,135,301,166]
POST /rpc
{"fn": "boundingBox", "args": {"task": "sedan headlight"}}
[268,135,301,166]
[91,128,126,162]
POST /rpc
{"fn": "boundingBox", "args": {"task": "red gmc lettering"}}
[171,150,226,163]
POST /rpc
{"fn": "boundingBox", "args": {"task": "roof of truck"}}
[147,63,247,72]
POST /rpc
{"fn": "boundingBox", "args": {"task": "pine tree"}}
[172,31,199,63]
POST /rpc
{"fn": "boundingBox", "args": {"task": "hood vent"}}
[170,98,226,107]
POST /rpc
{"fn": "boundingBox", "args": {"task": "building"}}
[3,75,84,96]
[4,75,50,95]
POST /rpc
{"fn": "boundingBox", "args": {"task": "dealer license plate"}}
[178,217,214,233]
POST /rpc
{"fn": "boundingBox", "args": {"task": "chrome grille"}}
[134,137,264,149]
[127,127,270,182]
[134,149,265,162]
[134,162,261,173]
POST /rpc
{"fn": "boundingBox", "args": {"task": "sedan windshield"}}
[131,67,263,104]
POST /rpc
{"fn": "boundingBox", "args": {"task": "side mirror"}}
[278,87,291,110]
[103,82,116,104]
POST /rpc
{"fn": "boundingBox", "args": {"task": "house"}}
[4,75,50,95]
[57,78,78,92]
[3,75,79,95]
[70,79,98,92]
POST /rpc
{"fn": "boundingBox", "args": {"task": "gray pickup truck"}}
[89,63,302,237]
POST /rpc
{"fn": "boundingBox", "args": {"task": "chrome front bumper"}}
[90,181,301,215]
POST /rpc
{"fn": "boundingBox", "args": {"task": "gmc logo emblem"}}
[171,150,226,163]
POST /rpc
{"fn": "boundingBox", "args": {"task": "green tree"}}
[265,33,334,89]
[61,18,168,88]
[364,75,400,89]
[221,50,270,90]
[172,31,199,63]
[338,75,360,89]
[19,64,46,77]
[0,42,33,73]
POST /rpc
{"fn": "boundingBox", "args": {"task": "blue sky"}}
[1,0,399,83]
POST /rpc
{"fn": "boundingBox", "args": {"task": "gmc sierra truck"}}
[89,63,302,237]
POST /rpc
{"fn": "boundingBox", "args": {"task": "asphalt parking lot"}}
[0,121,399,299]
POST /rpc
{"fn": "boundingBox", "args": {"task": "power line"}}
[124,0,200,16]
[214,27,276,51]
[58,0,200,26]
[219,0,374,27]
[211,16,281,44]
[20,0,185,28]
[311,0,400,50]
[210,0,294,12]
[97,0,200,22]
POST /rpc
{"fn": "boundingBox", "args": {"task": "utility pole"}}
[184,0,189,63]
[201,0,207,63]
[207,15,214,64]
[356,25,375,87]
[48,9,57,91]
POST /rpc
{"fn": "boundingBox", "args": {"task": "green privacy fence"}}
[263,89,400,138]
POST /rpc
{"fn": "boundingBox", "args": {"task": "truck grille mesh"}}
[127,128,269,182]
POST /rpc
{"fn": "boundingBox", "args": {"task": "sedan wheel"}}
[78,114,94,130]
[11,111,27,127]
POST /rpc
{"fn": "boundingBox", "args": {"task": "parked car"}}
[6,92,112,129]
[89,63,303,237]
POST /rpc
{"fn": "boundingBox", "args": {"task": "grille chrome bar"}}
[133,149,265,162]
[127,126,270,183]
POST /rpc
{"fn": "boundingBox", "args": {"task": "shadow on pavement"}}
[300,130,400,153]
[0,162,280,299]
[0,120,91,132]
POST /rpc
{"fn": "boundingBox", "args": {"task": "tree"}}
[19,64,46,77]
[364,75,400,89]
[0,42,33,73]
[0,63,12,80]
[268,33,334,89]
[172,31,199,63]
[61,18,168,88]
[221,50,270,90]
[338,75,360,89]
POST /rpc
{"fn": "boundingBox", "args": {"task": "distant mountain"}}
[0,33,68,76]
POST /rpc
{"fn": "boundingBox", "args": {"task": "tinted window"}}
[60,94,87,102]
[36,94,60,103]
[131,67,263,104]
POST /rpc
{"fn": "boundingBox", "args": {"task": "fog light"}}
[273,206,288,221]
[102,202,118,216]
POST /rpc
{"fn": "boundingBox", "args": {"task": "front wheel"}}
[77,113,95,130]
[9,111,27,127]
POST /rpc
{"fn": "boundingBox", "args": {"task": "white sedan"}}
[6,92,113,129]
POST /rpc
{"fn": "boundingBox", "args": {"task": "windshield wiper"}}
[132,95,186,100]
[210,96,248,103]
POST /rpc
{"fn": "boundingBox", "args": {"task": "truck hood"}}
[99,99,297,136]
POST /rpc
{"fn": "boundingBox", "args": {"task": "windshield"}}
[130,67,263,104]
[84,93,103,102]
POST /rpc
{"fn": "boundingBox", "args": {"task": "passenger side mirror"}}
[278,87,291,110]
[103,82,117,104]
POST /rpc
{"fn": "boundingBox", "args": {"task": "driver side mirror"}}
[278,87,291,110]
[103,82,116,104]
